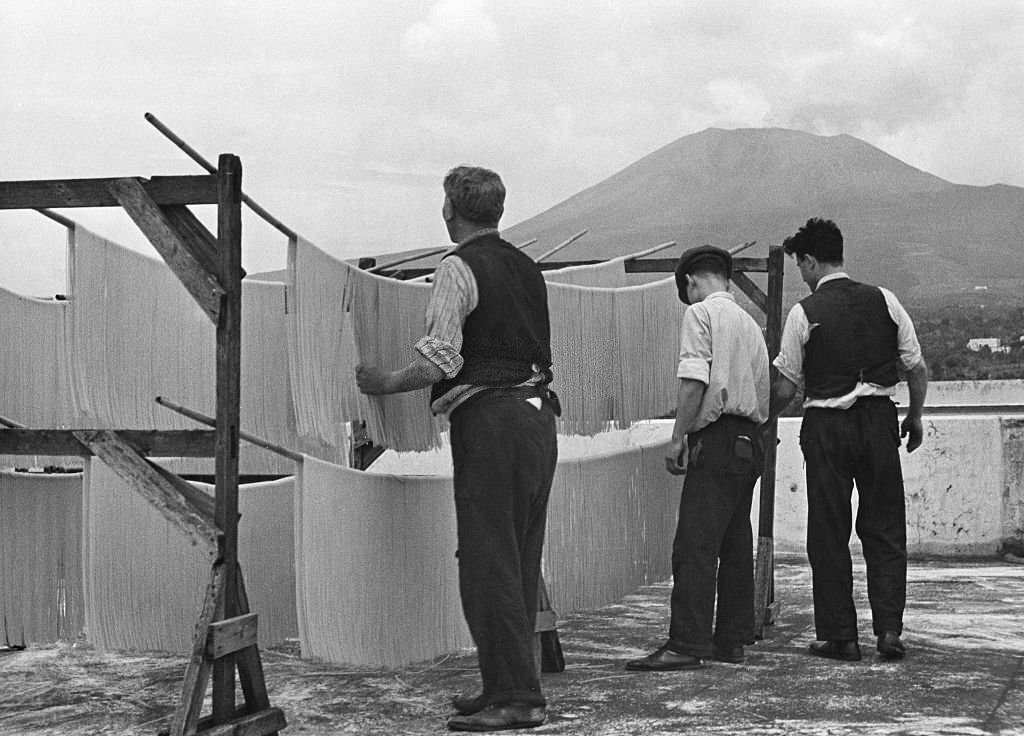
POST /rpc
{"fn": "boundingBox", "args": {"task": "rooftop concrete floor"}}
[2,556,1022,735]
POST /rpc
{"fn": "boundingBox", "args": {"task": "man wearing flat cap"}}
[627,244,770,671]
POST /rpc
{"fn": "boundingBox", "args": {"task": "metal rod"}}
[729,240,757,255]
[0,414,27,429]
[155,396,302,462]
[369,245,449,274]
[36,208,76,229]
[626,240,677,260]
[535,229,588,263]
[144,112,298,240]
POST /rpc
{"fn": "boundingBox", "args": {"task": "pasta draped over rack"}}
[286,240,685,447]
[295,431,677,667]
[0,469,84,646]
[67,226,298,474]
[82,460,297,652]
[0,285,74,468]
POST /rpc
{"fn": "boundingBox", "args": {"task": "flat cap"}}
[674,245,732,304]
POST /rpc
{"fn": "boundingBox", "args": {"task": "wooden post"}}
[753,246,785,637]
[212,153,243,722]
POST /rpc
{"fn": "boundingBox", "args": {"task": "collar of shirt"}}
[814,272,849,291]
[700,290,736,303]
[455,228,500,248]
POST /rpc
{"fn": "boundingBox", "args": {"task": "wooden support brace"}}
[73,429,218,551]
[731,271,767,313]
[108,177,225,324]
[168,562,280,736]
[207,613,258,659]
[170,562,227,736]
[191,708,287,736]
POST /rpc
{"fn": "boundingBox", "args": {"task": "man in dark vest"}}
[356,165,558,732]
[769,218,929,662]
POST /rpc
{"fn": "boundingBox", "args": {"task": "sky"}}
[2,0,1022,296]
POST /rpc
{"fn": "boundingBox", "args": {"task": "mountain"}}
[501,127,1024,306]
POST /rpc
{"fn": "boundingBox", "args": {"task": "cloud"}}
[401,0,500,63]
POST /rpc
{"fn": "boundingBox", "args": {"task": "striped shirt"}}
[414,229,545,416]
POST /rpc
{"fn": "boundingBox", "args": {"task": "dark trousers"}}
[669,415,763,657]
[449,387,558,707]
[800,397,907,641]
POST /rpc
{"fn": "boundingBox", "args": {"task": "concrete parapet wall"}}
[757,415,1024,558]
[893,379,1024,407]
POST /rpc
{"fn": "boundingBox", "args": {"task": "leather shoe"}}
[451,693,487,716]
[625,646,704,671]
[877,631,906,660]
[809,639,861,661]
[447,702,546,731]
[711,644,745,663]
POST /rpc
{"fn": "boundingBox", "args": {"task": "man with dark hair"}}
[357,165,558,732]
[769,217,929,662]
[626,244,770,672]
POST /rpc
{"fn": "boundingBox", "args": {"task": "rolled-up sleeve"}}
[881,287,924,371]
[414,256,477,379]
[676,304,712,384]
[772,304,807,386]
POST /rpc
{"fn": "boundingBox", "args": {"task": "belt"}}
[451,384,562,418]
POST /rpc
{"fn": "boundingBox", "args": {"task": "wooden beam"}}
[624,255,768,274]
[109,178,225,324]
[0,175,219,209]
[207,613,258,659]
[0,428,216,456]
[731,271,767,313]
[73,430,218,550]
[194,708,287,736]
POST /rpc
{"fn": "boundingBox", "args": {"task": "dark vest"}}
[800,277,900,400]
[430,233,552,404]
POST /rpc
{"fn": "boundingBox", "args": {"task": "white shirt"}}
[676,291,770,432]
[772,272,924,410]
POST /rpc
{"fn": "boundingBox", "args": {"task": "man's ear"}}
[442,198,456,223]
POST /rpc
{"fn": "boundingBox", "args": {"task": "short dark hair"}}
[782,218,843,264]
[443,166,505,226]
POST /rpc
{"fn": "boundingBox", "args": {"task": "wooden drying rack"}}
[0,157,285,736]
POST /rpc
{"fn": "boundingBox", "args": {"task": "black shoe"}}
[451,693,487,716]
[877,631,906,660]
[625,646,705,671]
[809,639,862,661]
[711,644,745,664]
[447,703,546,731]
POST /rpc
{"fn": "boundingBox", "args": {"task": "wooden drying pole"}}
[156,396,302,463]
[625,239,783,637]
[0,156,285,736]
[404,238,539,284]
[534,229,588,263]
[145,112,298,241]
